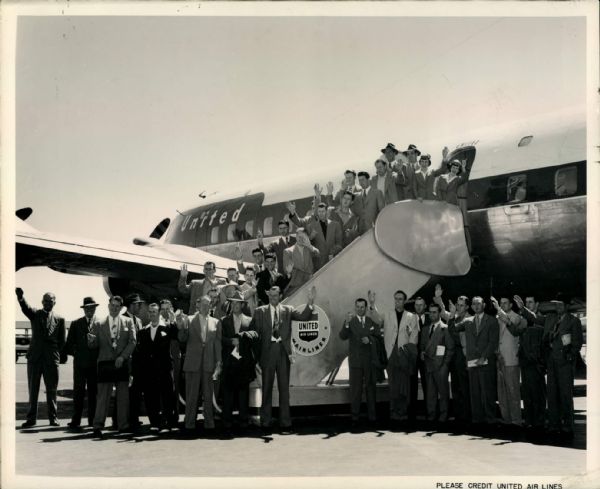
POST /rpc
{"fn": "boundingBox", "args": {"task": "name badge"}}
[436,345,446,356]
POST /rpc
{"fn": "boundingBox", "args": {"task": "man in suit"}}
[288,202,342,270]
[370,290,419,428]
[239,266,259,316]
[247,285,316,433]
[339,295,382,429]
[16,288,66,428]
[123,293,145,431]
[353,171,385,234]
[492,296,527,428]
[179,261,227,314]
[370,158,400,206]
[448,295,472,427]
[452,296,499,429]
[419,304,454,425]
[137,303,179,432]
[64,296,100,429]
[255,253,290,305]
[540,295,583,438]
[88,296,136,438]
[159,298,183,427]
[282,227,320,297]
[331,170,361,205]
[235,246,266,276]
[409,296,430,422]
[176,295,222,436]
[513,294,547,432]
[258,220,296,273]
[221,292,256,434]
[383,142,416,200]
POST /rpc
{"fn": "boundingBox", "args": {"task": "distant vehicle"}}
[15,328,31,362]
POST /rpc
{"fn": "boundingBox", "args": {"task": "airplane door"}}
[447,146,476,250]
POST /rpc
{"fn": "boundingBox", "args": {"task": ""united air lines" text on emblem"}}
[291,304,331,356]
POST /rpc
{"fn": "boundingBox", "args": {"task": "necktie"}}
[429,324,434,339]
[87,318,92,332]
[46,314,55,335]
[475,315,481,334]
[419,316,424,330]
[201,318,207,343]
[273,308,280,339]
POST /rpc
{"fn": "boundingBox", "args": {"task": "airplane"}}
[16,105,587,405]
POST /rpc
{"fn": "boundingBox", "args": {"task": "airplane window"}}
[245,220,254,237]
[263,217,273,236]
[210,226,219,244]
[507,174,527,202]
[555,166,577,197]
[227,223,236,242]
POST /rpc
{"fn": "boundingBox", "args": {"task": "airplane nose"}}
[374,200,471,277]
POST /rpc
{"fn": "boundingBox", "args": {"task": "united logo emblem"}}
[291,304,331,357]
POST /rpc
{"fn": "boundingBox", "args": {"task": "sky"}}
[12,13,587,321]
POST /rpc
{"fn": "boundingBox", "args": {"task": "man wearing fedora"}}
[123,293,145,430]
[63,296,101,429]
[396,143,421,200]
[221,291,255,434]
[15,288,66,428]
[247,285,317,433]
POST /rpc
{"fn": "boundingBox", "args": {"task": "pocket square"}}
[161,331,167,337]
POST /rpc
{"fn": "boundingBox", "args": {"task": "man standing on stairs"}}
[353,171,385,235]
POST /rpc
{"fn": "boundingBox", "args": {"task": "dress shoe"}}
[92,429,104,439]
[49,419,60,427]
[350,420,361,433]
[20,420,36,429]
[67,421,80,429]
[279,426,294,435]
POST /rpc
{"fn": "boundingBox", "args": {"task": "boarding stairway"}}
[249,200,472,407]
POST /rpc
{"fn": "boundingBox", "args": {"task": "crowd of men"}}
[15,142,583,441]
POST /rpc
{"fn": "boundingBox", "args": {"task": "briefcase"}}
[97,360,129,383]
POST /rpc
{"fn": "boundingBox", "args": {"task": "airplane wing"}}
[16,214,244,285]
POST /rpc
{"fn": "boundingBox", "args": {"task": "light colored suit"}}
[178,276,227,314]
[283,243,320,296]
[370,172,399,206]
[178,313,222,429]
[88,315,136,430]
[372,308,418,420]
[289,214,342,269]
[352,186,385,234]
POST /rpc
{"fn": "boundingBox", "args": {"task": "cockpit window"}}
[555,166,577,197]
[507,174,527,202]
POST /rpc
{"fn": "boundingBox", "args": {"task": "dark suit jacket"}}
[249,303,313,368]
[260,236,297,272]
[256,269,290,305]
[352,186,385,234]
[64,316,99,368]
[136,323,179,374]
[542,312,583,366]
[338,315,383,369]
[88,315,137,363]
[289,214,343,269]
[18,298,66,364]
[221,313,256,385]
[454,313,499,364]
[419,322,455,373]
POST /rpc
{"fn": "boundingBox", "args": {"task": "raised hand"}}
[257,229,263,240]
[442,146,449,161]
[448,300,456,316]
[434,283,443,298]
[180,263,188,278]
[15,287,24,300]
[346,312,354,324]
[490,296,500,310]
[313,183,322,196]
[286,201,296,215]
[234,243,243,261]
[513,295,524,310]
[326,181,334,195]
[307,286,317,304]
[367,289,376,306]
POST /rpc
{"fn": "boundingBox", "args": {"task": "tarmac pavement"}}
[12,358,587,478]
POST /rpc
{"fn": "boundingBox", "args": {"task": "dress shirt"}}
[108,315,119,338]
[198,314,209,343]
[150,323,159,341]
[377,174,387,193]
[232,313,243,335]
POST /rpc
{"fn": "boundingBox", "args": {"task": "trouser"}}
[143,370,176,428]
[261,343,291,428]
[94,381,129,430]
[497,363,522,425]
[128,375,143,426]
[349,363,376,421]
[172,354,182,420]
[426,366,450,422]
[26,360,59,423]
[450,356,471,422]
[521,364,546,428]
[386,349,411,421]
[71,364,97,426]
[468,363,497,424]
[222,373,250,428]
[547,357,575,432]
[184,371,214,429]
[409,357,427,420]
